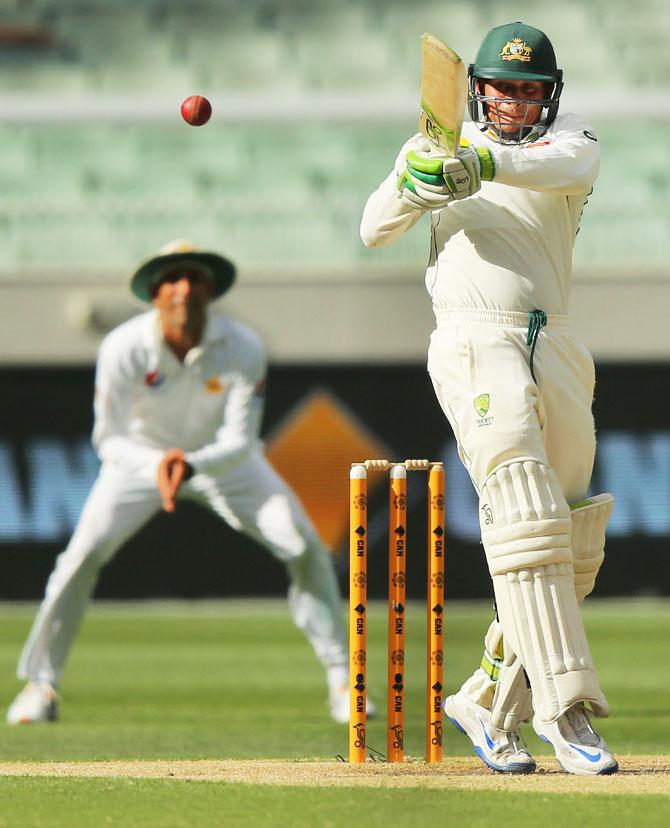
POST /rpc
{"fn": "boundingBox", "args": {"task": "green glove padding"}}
[405,151,444,176]
[396,149,455,211]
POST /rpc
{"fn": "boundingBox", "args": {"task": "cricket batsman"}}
[7,240,374,726]
[360,22,617,775]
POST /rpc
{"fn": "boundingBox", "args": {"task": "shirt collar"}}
[147,308,229,364]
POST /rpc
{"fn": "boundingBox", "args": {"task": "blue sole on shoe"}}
[556,759,620,776]
[507,762,536,774]
[448,710,536,775]
[474,745,506,772]
[473,746,536,774]
[598,763,619,776]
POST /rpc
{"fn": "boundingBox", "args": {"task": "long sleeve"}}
[183,344,266,477]
[490,120,600,195]
[360,134,428,248]
[92,337,164,477]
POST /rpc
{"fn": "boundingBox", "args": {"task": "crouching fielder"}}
[7,240,366,726]
[360,22,617,775]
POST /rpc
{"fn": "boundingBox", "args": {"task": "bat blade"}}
[419,33,467,156]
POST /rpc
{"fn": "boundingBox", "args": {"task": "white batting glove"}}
[442,141,496,200]
[396,151,455,211]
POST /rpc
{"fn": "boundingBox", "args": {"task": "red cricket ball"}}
[180,95,212,127]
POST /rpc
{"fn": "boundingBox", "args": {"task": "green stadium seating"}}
[0,1,666,276]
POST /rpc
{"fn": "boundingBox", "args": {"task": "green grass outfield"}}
[0,599,668,827]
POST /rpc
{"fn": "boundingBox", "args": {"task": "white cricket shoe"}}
[7,682,59,725]
[444,692,536,774]
[533,703,618,775]
[328,686,378,724]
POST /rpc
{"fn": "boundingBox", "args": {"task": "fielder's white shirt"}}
[360,113,600,315]
[93,309,266,478]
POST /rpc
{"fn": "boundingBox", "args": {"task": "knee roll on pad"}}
[479,458,572,576]
[480,459,608,723]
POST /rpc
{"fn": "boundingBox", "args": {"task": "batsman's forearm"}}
[360,175,424,248]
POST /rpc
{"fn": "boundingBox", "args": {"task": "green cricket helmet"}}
[468,22,563,142]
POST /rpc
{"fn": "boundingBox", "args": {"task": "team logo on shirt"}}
[499,39,533,62]
[145,370,165,388]
[474,393,494,427]
[205,376,225,393]
[474,394,490,417]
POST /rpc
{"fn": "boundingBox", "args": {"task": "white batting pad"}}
[480,459,609,723]
[490,493,614,730]
[571,493,614,602]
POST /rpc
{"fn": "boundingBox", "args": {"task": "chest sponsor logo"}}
[205,376,225,394]
[474,393,494,427]
[145,370,166,388]
[499,39,532,62]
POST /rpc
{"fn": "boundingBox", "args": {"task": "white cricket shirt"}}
[360,113,600,315]
[92,309,266,478]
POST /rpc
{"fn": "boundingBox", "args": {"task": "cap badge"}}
[499,39,533,62]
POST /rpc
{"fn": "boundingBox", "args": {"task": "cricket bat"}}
[419,33,467,157]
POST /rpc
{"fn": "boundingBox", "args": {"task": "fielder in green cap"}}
[361,23,618,776]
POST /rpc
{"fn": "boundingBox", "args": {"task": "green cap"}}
[129,239,236,303]
[471,22,561,82]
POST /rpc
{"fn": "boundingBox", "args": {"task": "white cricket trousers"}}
[17,450,347,688]
[427,309,597,710]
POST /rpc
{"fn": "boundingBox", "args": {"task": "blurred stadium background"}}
[0,0,668,601]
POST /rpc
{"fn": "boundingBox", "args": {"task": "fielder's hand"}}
[396,151,455,211]
[157,448,193,513]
